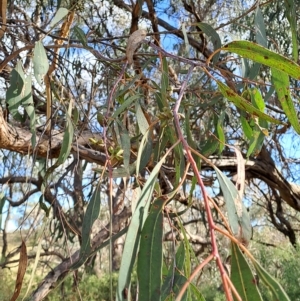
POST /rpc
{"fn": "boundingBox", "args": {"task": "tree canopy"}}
[0,0,299,300]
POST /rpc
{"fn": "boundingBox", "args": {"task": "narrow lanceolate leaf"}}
[23,76,36,147]
[216,112,225,153]
[136,130,152,175]
[231,243,263,301]
[272,68,300,134]
[213,166,251,245]
[56,113,74,165]
[0,193,6,230]
[181,24,190,54]
[117,145,178,301]
[9,240,27,301]
[71,184,101,269]
[138,199,164,301]
[73,25,87,46]
[6,61,26,122]
[255,7,267,48]
[136,102,149,135]
[160,58,170,108]
[217,81,283,125]
[284,0,298,62]
[197,23,221,64]
[222,41,300,80]
[119,125,131,173]
[247,124,265,158]
[33,41,49,85]
[252,259,291,301]
[50,7,69,27]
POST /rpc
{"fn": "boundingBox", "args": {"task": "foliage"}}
[0,0,299,300]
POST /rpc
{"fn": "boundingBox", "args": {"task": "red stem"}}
[172,65,232,301]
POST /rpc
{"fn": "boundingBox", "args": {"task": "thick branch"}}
[0,107,107,164]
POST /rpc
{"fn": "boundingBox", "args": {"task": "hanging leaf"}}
[216,112,225,154]
[9,240,27,301]
[33,41,49,86]
[137,199,164,301]
[159,58,170,109]
[252,259,291,301]
[213,166,251,245]
[231,243,263,301]
[56,113,74,165]
[136,130,152,175]
[73,25,87,47]
[116,145,178,301]
[222,41,300,80]
[50,7,69,27]
[136,102,150,135]
[246,124,265,158]
[112,94,140,118]
[181,24,190,55]
[255,7,267,48]
[284,0,298,62]
[126,29,147,64]
[0,193,6,230]
[271,68,300,134]
[22,76,36,147]
[116,121,131,173]
[240,115,253,140]
[197,23,221,64]
[6,61,26,122]
[71,184,101,269]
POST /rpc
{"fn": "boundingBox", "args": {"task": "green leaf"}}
[271,68,300,134]
[213,166,251,245]
[222,41,300,80]
[112,94,140,118]
[33,41,49,86]
[117,146,177,301]
[181,24,190,54]
[160,57,169,107]
[197,23,221,64]
[231,243,263,301]
[137,199,164,301]
[119,125,131,173]
[39,195,50,217]
[136,102,149,135]
[71,184,101,269]
[22,76,36,147]
[6,61,26,122]
[255,7,267,48]
[136,130,152,175]
[250,88,265,112]
[56,113,74,165]
[252,259,291,301]
[216,112,225,154]
[217,81,283,125]
[284,0,298,62]
[73,25,87,47]
[0,193,6,231]
[50,7,69,27]
[200,135,218,156]
[246,124,265,157]
[240,116,253,140]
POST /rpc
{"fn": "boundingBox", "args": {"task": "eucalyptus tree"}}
[0,0,299,300]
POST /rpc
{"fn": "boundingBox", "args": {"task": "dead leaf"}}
[126,29,147,64]
[10,240,27,301]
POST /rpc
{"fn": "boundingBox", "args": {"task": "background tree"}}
[0,0,299,300]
